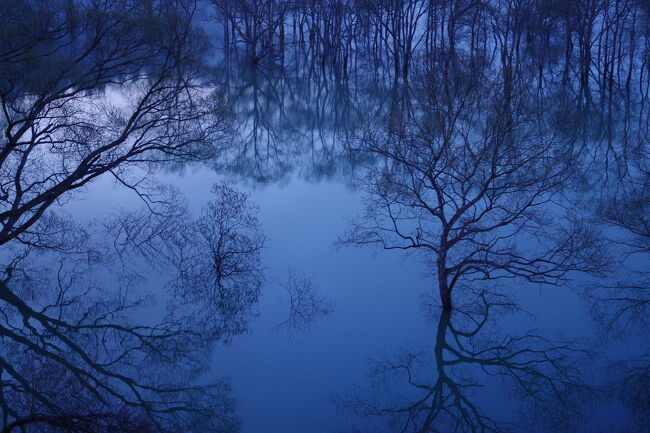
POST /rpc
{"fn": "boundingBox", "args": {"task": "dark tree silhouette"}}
[274,268,333,331]
[0,2,254,430]
[340,72,606,310]
[608,357,650,433]
[0,0,229,249]
[336,290,597,433]
[0,181,264,432]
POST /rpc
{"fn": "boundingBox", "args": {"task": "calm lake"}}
[2,1,649,432]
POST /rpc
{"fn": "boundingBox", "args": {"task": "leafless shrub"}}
[274,268,333,331]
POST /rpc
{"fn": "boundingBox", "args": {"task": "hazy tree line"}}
[210,0,650,198]
[212,61,363,183]
[211,0,650,189]
[210,0,650,96]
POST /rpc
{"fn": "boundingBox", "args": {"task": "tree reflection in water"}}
[337,290,597,433]
[0,183,263,433]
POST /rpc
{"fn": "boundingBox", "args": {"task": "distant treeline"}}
[210,0,650,102]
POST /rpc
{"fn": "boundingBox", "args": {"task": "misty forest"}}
[0,0,649,432]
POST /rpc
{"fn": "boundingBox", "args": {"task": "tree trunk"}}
[437,249,452,310]
[439,283,453,311]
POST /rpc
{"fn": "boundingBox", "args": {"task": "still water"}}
[3,1,650,432]
[46,94,642,432]
[79,82,635,431]
[49,53,646,431]
[118,50,645,430]
[166,42,648,430]
[138,164,637,433]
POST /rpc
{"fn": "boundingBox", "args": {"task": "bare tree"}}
[167,182,266,338]
[274,268,333,331]
[579,128,650,433]
[105,182,266,341]
[0,0,229,249]
[340,73,606,310]
[582,127,650,336]
[0,353,237,433]
[0,1,262,428]
[211,0,293,63]
[608,357,650,433]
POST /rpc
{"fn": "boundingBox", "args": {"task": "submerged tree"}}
[273,268,334,331]
[341,71,606,310]
[582,152,650,431]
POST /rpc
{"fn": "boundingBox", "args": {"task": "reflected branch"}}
[336,293,597,433]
